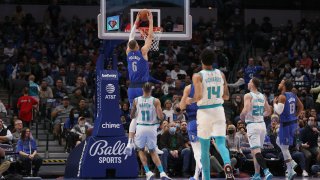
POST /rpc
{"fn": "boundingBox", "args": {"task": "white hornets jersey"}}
[135,96,158,125]
[197,69,224,108]
[245,92,265,123]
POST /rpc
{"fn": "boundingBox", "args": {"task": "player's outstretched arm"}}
[130,98,138,119]
[263,96,272,117]
[296,96,304,116]
[180,85,191,110]
[240,93,251,121]
[126,13,140,55]
[273,95,286,115]
[221,72,229,100]
[141,11,153,57]
[154,98,164,120]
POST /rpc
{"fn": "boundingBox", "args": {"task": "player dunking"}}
[180,84,202,180]
[130,83,171,180]
[240,78,273,180]
[124,11,163,156]
[274,79,303,180]
[186,49,234,180]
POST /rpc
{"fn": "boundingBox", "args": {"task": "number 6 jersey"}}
[135,96,158,125]
[127,50,149,84]
[197,69,224,108]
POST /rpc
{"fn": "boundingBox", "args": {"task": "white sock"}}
[286,161,292,172]
[191,141,202,178]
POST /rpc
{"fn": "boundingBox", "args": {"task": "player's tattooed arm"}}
[130,99,138,119]
[221,72,229,100]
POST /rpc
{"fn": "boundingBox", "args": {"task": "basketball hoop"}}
[138,27,162,51]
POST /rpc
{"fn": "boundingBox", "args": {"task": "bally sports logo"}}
[105,84,116,99]
[89,140,128,164]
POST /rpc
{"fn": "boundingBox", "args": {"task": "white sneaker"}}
[160,172,172,180]
[124,143,135,156]
[302,170,309,177]
[287,170,297,180]
[156,147,163,154]
[146,171,154,180]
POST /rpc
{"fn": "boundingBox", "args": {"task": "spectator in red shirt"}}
[300,52,312,70]
[17,87,38,128]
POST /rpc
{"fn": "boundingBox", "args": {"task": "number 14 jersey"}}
[197,69,224,107]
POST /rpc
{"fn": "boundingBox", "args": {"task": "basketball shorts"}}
[246,122,267,149]
[278,120,297,146]
[197,106,226,139]
[187,120,198,142]
[128,88,143,107]
[135,124,157,151]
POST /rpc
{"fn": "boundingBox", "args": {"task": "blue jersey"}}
[185,84,198,121]
[280,92,298,122]
[127,50,149,86]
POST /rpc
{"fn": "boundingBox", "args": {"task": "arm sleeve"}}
[274,103,285,115]
[129,24,137,42]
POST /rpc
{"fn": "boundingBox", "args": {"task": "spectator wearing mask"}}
[159,122,191,177]
[17,87,38,128]
[300,116,320,170]
[64,108,80,152]
[0,119,13,144]
[16,128,42,177]
[226,124,242,171]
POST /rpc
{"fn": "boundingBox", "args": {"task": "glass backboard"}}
[98,0,192,40]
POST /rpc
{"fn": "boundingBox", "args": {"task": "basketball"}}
[139,9,149,21]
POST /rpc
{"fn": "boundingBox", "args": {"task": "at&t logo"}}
[105,84,116,99]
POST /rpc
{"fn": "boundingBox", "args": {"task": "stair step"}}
[37,146,65,152]
[42,159,66,165]
[38,140,60,146]
[38,152,69,159]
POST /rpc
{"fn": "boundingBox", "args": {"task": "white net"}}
[139,27,162,51]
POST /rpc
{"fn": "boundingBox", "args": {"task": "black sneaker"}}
[224,164,235,180]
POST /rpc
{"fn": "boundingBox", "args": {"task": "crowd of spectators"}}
[0,0,320,179]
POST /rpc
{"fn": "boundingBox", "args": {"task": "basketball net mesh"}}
[139,27,162,51]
